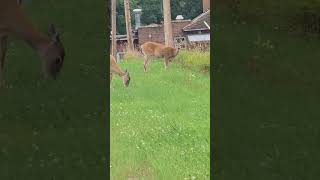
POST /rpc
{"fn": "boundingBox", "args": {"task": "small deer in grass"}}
[110,55,130,87]
[0,0,65,82]
[140,41,179,72]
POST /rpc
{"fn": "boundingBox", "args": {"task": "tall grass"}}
[175,49,211,73]
[123,48,211,73]
[123,48,143,60]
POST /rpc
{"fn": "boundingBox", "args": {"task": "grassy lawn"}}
[0,1,107,179]
[110,57,210,179]
[213,20,320,179]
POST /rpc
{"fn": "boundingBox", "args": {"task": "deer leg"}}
[143,56,149,72]
[164,58,169,70]
[0,36,8,83]
[110,73,113,84]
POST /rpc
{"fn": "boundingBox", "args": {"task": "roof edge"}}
[183,10,210,30]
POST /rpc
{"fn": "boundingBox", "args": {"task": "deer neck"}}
[115,69,126,77]
[17,26,51,56]
[110,59,126,77]
[9,11,51,56]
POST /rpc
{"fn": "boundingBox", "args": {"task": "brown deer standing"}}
[0,0,65,82]
[140,41,179,72]
[110,55,130,87]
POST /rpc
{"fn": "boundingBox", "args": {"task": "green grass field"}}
[213,20,320,179]
[110,57,210,179]
[0,1,108,179]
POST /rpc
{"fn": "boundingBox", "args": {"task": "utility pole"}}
[124,0,133,51]
[162,0,174,47]
[203,0,210,12]
[111,0,117,56]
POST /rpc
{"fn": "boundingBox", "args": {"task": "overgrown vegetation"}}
[175,49,210,73]
[124,48,211,73]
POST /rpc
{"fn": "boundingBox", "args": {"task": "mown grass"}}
[110,57,210,179]
[0,1,107,179]
[213,20,320,179]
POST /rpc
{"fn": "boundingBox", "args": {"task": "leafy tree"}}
[140,0,163,25]
[115,0,203,34]
[116,0,140,34]
[171,0,202,21]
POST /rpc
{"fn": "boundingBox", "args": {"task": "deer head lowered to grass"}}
[110,55,130,87]
[0,0,65,82]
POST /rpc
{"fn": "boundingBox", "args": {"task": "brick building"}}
[182,10,210,50]
[111,0,210,56]
[109,34,139,59]
[136,10,210,50]
[136,0,210,50]
[137,20,191,46]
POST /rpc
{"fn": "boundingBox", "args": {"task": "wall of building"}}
[138,26,164,45]
[173,21,191,36]
[138,21,191,45]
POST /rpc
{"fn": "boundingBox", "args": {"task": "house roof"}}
[183,10,210,31]
[139,23,162,28]
[109,34,138,41]
[138,19,191,29]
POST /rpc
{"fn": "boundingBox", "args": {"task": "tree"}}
[116,0,140,34]
[124,0,133,51]
[116,0,126,35]
[140,0,163,25]
[171,0,202,20]
[115,0,203,34]
[163,0,174,47]
[111,0,117,56]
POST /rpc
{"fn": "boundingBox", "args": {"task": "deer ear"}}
[48,24,60,42]
[48,24,57,35]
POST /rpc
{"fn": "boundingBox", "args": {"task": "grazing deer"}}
[110,55,130,87]
[0,0,65,82]
[140,41,179,72]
